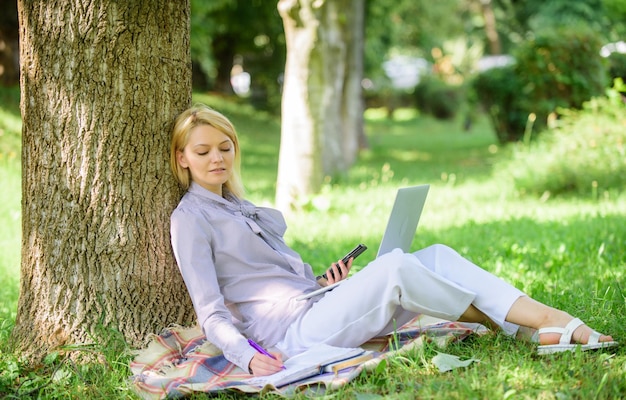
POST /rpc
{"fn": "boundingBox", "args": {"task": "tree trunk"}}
[212,33,236,94]
[276,0,364,212]
[342,0,365,164]
[480,0,501,55]
[14,0,195,362]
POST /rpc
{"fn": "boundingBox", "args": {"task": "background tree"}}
[477,0,501,55]
[190,0,286,112]
[491,0,622,48]
[275,0,364,212]
[362,0,484,115]
[473,1,614,142]
[13,0,195,361]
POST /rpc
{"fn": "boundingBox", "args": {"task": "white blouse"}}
[170,182,320,371]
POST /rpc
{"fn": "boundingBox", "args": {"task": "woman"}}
[169,104,617,376]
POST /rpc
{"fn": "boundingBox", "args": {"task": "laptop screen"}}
[376,185,430,257]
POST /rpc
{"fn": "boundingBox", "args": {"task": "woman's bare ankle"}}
[536,309,572,331]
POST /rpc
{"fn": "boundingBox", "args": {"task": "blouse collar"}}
[187,182,257,218]
[189,182,236,205]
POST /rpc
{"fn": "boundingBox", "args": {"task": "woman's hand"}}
[323,257,353,285]
[248,352,285,376]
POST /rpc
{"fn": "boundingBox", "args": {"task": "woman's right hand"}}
[323,258,353,285]
[248,352,285,376]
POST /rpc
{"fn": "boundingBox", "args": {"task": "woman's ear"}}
[176,150,188,168]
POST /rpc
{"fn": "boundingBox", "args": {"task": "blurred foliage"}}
[473,26,607,143]
[190,0,285,112]
[365,0,468,65]
[494,0,625,44]
[364,0,625,121]
[0,85,21,158]
[413,76,463,120]
[603,0,626,40]
[606,52,626,82]
[494,79,626,197]
[520,0,608,36]
[4,0,625,120]
[472,65,526,142]
[363,0,481,95]
[0,0,19,86]
[515,27,607,124]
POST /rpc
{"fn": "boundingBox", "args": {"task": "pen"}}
[248,339,286,370]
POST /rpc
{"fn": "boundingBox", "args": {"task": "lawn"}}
[1,89,625,398]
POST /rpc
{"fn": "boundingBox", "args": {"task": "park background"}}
[1,0,626,398]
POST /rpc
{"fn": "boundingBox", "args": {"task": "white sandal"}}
[536,318,618,355]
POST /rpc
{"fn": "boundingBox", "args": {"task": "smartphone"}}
[323,244,368,280]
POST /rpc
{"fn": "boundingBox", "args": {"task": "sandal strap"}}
[537,317,585,345]
[587,330,601,345]
[561,318,585,344]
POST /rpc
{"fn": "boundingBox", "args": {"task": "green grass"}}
[1,88,625,398]
[0,104,21,330]
[494,83,626,199]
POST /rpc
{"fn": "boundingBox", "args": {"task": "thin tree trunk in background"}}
[342,0,366,161]
[14,0,195,362]
[480,0,501,55]
[212,33,236,94]
[276,0,364,212]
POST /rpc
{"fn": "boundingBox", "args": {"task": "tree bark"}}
[14,0,195,362]
[276,0,364,212]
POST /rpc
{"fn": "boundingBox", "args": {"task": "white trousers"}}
[276,244,525,356]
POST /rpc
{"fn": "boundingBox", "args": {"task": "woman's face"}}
[176,124,235,196]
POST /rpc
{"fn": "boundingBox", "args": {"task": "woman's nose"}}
[209,149,224,162]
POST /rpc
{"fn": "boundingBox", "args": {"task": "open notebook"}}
[296,185,430,301]
[243,344,368,388]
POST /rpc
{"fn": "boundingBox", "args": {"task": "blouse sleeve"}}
[170,207,257,372]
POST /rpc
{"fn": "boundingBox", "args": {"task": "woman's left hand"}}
[248,352,284,376]
[323,258,353,285]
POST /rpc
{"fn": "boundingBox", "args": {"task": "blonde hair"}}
[170,104,245,198]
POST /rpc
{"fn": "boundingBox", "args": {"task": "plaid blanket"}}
[129,316,486,399]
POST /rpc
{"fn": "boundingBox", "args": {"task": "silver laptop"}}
[296,184,429,301]
[376,184,430,257]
